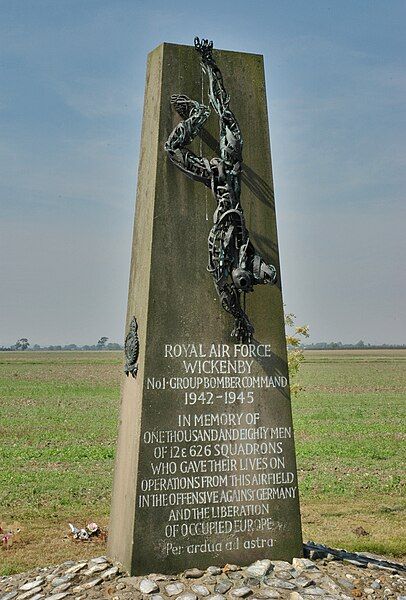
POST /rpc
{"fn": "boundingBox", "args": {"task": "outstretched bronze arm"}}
[164,94,211,185]
[194,37,242,173]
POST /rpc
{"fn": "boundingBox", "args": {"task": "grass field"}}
[0,349,405,575]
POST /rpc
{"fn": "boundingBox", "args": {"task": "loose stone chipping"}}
[139,579,160,594]
[231,587,253,597]
[16,587,42,600]
[214,581,232,594]
[276,572,294,581]
[83,563,109,576]
[246,561,273,578]
[191,585,210,596]
[296,578,315,588]
[293,560,318,572]
[65,563,87,575]
[1,554,405,600]
[177,593,198,600]
[207,568,222,576]
[301,587,326,595]
[244,579,261,588]
[89,557,108,564]
[229,573,244,581]
[72,577,102,593]
[19,580,45,592]
[224,565,241,573]
[101,566,119,580]
[50,575,75,588]
[184,570,205,579]
[165,583,186,596]
[265,579,297,590]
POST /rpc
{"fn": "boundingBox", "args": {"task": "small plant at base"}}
[285,312,309,396]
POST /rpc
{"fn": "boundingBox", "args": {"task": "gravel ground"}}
[1,554,405,600]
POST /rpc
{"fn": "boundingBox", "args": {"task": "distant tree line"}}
[1,336,405,353]
[303,340,406,350]
[0,337,123,351]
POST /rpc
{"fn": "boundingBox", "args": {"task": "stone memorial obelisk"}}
[108,39,303,575]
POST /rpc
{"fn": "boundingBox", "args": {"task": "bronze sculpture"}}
[165,38,277,342]
[124,316,139,378]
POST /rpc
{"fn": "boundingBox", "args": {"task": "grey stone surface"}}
[177,594,198,600]
[276,571,293,580]
[191,585,210,596]
[338,579,354,590]
[302,587,327,596]
[89,556,107,564]
[83,563,109,576]
[165,582,185,596]
[293,560,318,572]
[2,553,404,600]
[231,587,253,597]
[265,579,297,590]
[72,577,102,592]
[50,575,75,588]
[246,561,273,578]
[184,570,205,579]
[101,566,119,580]
[1,593,18,600]
[140,579,159,594]
[51,583,72,594]
[244,578,260,587]
[19,581,44,592]
[214,581,232,594]
[65,562,87,574]
[16,587,42,600]
[107,41,303,575]
[296,578,315,588]
[228,573,244,581]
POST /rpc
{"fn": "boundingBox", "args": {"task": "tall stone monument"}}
[108,39,303,575]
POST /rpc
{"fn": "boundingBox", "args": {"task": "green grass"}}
[0,349,405,574]
[292,349,406,557]
[0,352,121,574]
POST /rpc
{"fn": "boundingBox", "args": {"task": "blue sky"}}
[0,0,405,345]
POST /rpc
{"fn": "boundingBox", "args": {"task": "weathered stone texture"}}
[108,42,302,575]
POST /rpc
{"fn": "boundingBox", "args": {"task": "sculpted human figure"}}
[165,37,277,342]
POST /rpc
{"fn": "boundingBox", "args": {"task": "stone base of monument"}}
[1,552,405,600]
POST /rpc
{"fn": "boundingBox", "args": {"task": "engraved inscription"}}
[137,342,299,559]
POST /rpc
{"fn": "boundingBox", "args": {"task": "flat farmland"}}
[294,350,405,559]
[0,349,405,574]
